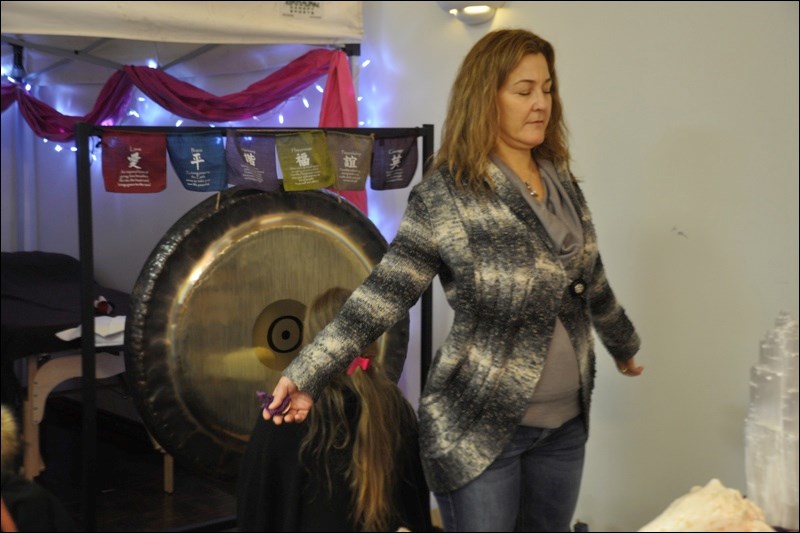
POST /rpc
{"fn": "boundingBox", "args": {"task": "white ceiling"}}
[1,1,363,86]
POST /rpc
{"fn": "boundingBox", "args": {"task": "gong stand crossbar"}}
[73,122,434,532]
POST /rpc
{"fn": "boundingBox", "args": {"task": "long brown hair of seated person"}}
[299,287,418,532]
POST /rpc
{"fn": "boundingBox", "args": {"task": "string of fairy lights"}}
[3,54,399,241]
[1,57,374,156]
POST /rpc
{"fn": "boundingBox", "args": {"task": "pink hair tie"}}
[346,356,371,375]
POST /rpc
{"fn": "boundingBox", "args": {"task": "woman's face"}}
[496,53,552,152]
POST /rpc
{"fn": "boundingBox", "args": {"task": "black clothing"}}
[236,393,432,532]
[1,471,77,532]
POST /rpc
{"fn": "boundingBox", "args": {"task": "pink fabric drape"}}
[317,48,364,212]
[1,47,365,211]
[122,49,353,122]
[1,71,134,142]
[1,82,19,113]
[319,50,357,127]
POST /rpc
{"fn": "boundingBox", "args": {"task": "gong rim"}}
[124,188,409,480]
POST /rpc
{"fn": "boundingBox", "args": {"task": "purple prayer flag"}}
[370,136,419,190]
[226,131,280,192]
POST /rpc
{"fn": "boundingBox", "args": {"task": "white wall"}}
[1,1,798,530]
[359,1,799,530]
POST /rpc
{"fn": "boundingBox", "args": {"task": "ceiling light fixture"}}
[437,1,506,26]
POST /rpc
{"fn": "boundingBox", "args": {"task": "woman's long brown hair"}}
[430,28,572,191]
[299,287,418,531]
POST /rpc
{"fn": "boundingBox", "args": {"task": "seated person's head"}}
[300,287,417,531]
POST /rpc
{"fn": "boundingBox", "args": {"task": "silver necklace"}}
[523,179,540,199]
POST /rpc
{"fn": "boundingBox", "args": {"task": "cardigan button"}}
[570,279,586,296]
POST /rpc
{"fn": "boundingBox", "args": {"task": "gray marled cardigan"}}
[284,160,641,493]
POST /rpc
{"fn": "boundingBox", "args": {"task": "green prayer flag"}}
[275,131,335,191]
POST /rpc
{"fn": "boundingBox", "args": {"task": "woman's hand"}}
[262,376,314,424]
[617,356,644,377]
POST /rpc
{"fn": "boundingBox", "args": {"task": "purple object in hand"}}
[256,390,290,416]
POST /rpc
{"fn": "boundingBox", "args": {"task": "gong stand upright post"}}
[74,122,434,532]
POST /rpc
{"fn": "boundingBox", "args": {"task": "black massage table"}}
[1,251,131,479]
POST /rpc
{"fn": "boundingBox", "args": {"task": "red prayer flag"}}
[101,131,167,193]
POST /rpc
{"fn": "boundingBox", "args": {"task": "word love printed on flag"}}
[100,130,419,194]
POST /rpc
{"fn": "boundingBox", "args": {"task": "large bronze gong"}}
[124,187,409,480]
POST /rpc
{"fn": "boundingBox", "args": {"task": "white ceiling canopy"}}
[1,1,363,44]
[1,1,363,85]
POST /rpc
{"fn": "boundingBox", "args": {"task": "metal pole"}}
[75,122,97,532]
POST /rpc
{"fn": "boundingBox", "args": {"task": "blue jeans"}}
[434,416,587,532]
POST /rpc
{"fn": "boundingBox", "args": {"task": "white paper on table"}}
[55,316,126,347]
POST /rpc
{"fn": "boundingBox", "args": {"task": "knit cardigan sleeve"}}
[586,252,641,361]
[567,174,641,362]
[284,187,443,398]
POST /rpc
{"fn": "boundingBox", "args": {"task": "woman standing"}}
[266,29,643,532]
